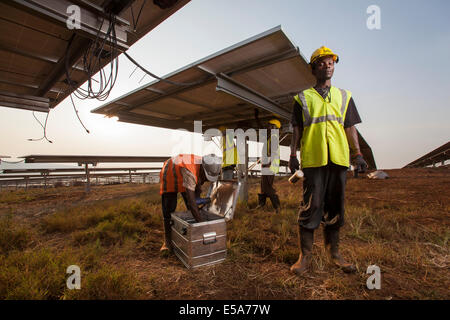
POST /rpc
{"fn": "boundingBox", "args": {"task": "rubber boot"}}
[160,218,173,252]
[269,194,281,213]
[254,194,267,210]
[324,227,356,273]
[290,226,314,275]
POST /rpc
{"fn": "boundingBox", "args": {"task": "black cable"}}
[123,51,209,86]
[131,0,147,31]
[38,12,120,141]
[64,13,119,101]
[28,111,53,143]
[70,94,90,134]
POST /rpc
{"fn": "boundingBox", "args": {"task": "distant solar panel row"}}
[404,141,449,168]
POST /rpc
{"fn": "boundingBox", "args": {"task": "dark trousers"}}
[261,173,276,197]
[298,162,347,230]
[161,192,189,239]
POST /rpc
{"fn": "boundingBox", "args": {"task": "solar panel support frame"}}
[0,90,50,112]
[10,0,130,50]
[215,73,292,120]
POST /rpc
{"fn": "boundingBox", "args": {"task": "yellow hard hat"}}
[218,126,227,132]
[310,46,339,65]
[269,119,281,129]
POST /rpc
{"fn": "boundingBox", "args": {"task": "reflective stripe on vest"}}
[294,87,351,168]
[159,154,201,195]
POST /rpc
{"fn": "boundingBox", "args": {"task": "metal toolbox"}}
[170,180,241,269]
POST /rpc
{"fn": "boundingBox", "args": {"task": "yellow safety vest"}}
[222,132,239,167]
[294,86,351,168]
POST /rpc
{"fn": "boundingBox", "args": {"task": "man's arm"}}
[345,126,368,172]
[290,125,302,156]
[180,168,204,222]
[288,99,303,173]
[288,125,302,173]
[185,189,204,222]
[345,126,361,155]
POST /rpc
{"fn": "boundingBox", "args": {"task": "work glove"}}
[353,154,368,173]
[289,155,300,173]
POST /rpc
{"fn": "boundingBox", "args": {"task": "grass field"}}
[0,168,448,300]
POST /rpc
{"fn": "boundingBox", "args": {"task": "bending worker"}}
[159,153,222,252]
[289,46,368,274]
[255,110,281,213]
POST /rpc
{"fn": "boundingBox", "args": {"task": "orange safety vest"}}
[159,154,202,195]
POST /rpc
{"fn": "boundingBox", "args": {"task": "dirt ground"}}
[0,167,448,300]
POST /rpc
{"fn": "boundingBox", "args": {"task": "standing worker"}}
[219,126,240,180]
[159,153,222,252]
[289,46,368,274]
[255,110,281,213]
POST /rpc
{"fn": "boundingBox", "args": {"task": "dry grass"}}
[0,215,33,254]
[0,168,448,300]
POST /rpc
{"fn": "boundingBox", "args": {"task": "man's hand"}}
[353,154,368,173]
[289,155,300,173]
[186,189,204,222]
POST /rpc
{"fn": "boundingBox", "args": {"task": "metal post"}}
[243,138,249,204]
[129,170,132,183]
[85,163,91,192]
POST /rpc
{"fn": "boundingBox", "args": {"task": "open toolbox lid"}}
[203,180,241,222]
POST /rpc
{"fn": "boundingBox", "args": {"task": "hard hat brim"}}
[203,167,219,182]
[311,54,339,65]
[269,119,281,129]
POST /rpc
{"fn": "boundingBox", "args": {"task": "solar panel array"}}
[404,141,449,168]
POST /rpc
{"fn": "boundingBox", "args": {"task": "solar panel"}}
[0,0,190,112]
[404,141,450,168]
[91,26,316,137]
[20,155,169,163]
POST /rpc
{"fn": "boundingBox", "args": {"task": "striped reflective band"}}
[311,114,343,125]
[339,88,347,117]
[297,89,347,127]
[162,159,170,193]
[225,138,235,151]
[172,159,178,193]
[297,92,311,126]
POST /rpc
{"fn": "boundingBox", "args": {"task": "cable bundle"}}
[64,13,119,101]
